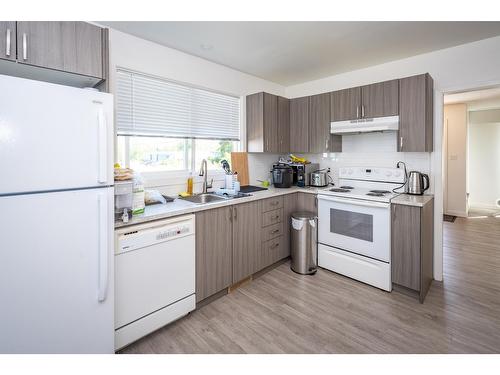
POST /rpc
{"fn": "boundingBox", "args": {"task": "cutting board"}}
[230,152,249,186]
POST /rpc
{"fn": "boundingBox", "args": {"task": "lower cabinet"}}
[195,193,318,303]
[391,200,434,303]
[232,201,262,282]
[195,206,233,302]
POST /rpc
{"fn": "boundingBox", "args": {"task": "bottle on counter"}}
[187,172,194,196]
[132,173,145,216]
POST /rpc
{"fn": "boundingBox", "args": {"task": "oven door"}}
[318,195,391,262]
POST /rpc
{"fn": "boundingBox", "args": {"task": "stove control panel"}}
[339,167,405,183]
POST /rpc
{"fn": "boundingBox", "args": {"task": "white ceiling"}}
[444,87,500,104]
[101,21,500,85]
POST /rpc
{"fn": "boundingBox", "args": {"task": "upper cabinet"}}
[277,96,290,153]
[0,21,107,88]
[247,92,279,153]
[0,22,16,62]
[399,74,434,152]
[331,87,361,121]
[331,80,399,121]
[309,92,341,153]
[289,96,310,153]
[361,79,399,118]
[245,73,433,154]
[16,22,103,79]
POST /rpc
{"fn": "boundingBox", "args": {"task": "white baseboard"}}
[469,202,499,210]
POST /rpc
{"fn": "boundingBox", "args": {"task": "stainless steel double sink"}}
[180,192,250,204]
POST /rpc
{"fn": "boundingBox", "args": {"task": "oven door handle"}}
[317,195,390,209]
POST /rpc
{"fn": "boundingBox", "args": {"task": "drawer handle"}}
[271,229,280,234]
[273,215,279,219]
[271,243,280,248]
[271,201,279,206]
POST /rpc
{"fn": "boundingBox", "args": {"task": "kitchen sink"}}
[180,193,229,204]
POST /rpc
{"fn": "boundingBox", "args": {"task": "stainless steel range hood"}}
[330,115,399,135]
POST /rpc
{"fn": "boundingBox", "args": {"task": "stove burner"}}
[330,188,350,193]
[366,192,384,197]
[340,186,354,190]
[369,190,391,194]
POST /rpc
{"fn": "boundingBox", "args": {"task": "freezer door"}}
[0,187,114,353]
[0,74,113,195]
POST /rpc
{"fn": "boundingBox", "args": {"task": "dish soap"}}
[187,172,193,196]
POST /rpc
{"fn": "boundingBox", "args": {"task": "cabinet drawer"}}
[262,208,283,227]
[262,222,283,242]
[261,196,283,212]
[261,237,283,269]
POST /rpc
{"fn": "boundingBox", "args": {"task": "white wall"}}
[286,35,500,281]
[468,105,500,210]
[443,104,468,217]
[107,28,286,195]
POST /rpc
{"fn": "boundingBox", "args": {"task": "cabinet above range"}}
[0,21,108,89]
[245,73,434,154]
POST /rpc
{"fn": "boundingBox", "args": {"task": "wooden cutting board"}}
[230,152,249,186]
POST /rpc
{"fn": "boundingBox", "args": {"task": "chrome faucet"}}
[199,159,213,194]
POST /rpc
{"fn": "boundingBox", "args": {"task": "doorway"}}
[443,86,500,219]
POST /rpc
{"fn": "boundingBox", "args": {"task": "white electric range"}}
[317,166,405,291]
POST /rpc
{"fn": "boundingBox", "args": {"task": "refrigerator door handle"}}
[96,104,108,184]
[97,192,109,303]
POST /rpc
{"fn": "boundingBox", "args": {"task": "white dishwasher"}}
[114,214,195,350]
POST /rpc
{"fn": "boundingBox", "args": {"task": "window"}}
[116,69,240,174]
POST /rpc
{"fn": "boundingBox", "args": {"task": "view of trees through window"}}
[117,136,239,173]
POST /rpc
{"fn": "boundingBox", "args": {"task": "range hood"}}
[330,115,399,135]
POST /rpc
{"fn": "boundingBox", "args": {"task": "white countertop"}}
[391,194,434,207]
[115,186,324,229]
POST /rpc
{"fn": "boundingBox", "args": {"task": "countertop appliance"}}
[330,115,399,135]
[0,74,114,353]
[114,215,195,350]
[407,171,430,195]
[289,162,319,187]
[309,169,330,187]
[115,180,134,222]
[271,163,293,188]
[317,166,405,291]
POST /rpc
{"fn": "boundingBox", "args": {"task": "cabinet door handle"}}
[361,105,365,118]
[233,207,237,220]
[229,207,233,223]
[400,136,403,150]
[22,33,27,60]
[5,28,11,56]
[356,106,359,118]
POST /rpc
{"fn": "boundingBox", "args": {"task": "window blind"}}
[116,69,240,140]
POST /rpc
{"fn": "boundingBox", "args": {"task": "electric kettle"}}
[406,171,430,195]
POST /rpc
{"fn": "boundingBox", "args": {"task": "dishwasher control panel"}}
[115,215,195,255]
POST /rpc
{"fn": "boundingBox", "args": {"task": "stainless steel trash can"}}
[290,211,317,275]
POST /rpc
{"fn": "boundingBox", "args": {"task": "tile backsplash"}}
[249,132,433,192]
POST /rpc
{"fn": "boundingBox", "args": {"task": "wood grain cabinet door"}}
[0,22,16,61]
[232,201,262,283]
[277,96,290,153]
[331,87,361,121]
[16,21,103,78]
[309,92,341,153]
[361,79,399,118]
[289,97,309,153]
[263,93,278,153]
[398,74,434,152]
[391,204,421,291]
[195,207,233,302]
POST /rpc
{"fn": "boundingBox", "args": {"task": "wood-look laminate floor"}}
[121,217,500,354]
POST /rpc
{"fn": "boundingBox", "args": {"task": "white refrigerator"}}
[0,74,114,353]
